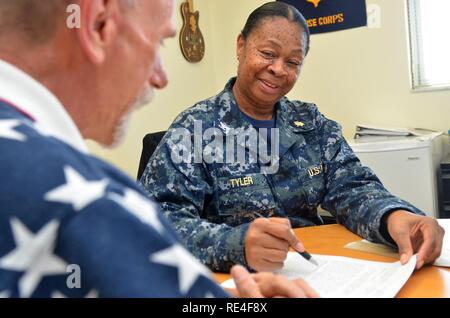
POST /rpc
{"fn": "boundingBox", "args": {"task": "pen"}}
[253,211,320,267]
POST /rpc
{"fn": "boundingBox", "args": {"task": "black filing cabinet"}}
[440,153,450,218]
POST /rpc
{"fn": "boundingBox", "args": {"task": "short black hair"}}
[241,1,310,56]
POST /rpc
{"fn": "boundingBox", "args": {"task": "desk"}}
[213,224,450,298]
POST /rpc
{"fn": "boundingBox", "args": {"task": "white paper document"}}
[222,253,416,298]
[434,219,450,267]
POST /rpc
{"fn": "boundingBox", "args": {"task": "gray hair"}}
[0,0,136,45]
[0,0,72,44]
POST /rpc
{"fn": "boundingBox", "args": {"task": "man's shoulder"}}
[0,114,130,188]
[1,116,76,161]
[0,112,162,228]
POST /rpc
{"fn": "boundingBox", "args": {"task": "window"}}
[407,0,450,90]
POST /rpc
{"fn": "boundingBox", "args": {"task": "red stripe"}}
[0,97,36,122]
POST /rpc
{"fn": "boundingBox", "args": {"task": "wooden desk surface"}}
[213,224,450,298]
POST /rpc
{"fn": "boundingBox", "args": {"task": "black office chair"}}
[319,209,337,225]
[321,215,337,225]
[137,131,167,181]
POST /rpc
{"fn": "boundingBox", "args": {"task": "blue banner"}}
[278,0,367,34]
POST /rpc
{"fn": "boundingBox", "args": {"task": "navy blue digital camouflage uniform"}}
[140,77,424,272]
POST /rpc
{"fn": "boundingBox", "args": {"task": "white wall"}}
[90,0,450,177]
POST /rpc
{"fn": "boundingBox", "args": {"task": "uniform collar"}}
[215,77,318,160]
[216,77,316,135]
[214,78,253,137]
[0,59,88,154]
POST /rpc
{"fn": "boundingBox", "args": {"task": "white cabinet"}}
[349,133,449,218]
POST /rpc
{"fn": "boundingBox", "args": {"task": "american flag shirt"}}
[0,60,228,298]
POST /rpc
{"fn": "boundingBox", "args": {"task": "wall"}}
[90,0,450,177]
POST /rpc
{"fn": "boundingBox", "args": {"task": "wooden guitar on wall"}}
[180,0,205,63]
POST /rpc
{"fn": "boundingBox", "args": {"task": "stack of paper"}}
[354,124,430,139]
[222,253,416,298]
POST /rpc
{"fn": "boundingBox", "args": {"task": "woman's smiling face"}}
[235,17,306,109]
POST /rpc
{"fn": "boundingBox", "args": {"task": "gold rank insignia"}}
[293,121,305,127]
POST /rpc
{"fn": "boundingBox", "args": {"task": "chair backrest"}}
[137,131,167,181]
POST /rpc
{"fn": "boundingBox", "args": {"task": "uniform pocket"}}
[299,163,326,207]
[216,173,276,216]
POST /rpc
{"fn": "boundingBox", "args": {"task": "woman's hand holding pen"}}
[244,217,305,272]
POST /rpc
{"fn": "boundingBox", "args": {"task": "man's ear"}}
[76,0,121,64]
